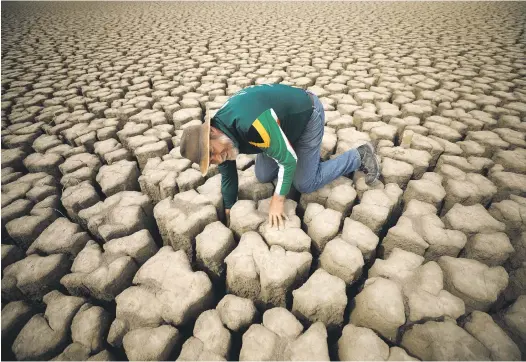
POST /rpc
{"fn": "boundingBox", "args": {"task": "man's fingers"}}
[277,214,284,230]
[274,215,279,230]
[269,213,289,230]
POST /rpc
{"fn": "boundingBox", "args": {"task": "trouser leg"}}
[255,91,362,194]
[293,92,362,194]
[255,152,279,183]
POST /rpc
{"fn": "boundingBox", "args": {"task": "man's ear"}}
[210,126,221,136]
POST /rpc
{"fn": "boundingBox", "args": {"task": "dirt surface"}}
[2,1,526,361]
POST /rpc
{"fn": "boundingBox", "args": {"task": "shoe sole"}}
[363,142,380,185]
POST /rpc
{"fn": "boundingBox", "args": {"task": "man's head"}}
[209,127,239,165]
[180,117,238,176]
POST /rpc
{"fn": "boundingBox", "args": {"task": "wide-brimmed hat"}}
[180,113,211,176]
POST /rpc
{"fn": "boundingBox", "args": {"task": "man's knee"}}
[255,166,275,184]
[293,179,317,194]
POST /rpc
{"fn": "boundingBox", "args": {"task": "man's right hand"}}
[225,209,230,227]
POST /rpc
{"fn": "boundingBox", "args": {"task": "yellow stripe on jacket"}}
[248,119,271,148]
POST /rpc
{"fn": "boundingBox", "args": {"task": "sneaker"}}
[357,142,380,185]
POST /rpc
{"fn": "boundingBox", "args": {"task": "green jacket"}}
[211,84,313,209]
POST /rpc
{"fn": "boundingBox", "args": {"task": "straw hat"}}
[180,113,211,176]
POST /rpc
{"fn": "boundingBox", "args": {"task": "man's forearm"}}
[274,160,296,196]
[219,160,239,209]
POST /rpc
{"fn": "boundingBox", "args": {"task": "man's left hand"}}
[269,194,288,230]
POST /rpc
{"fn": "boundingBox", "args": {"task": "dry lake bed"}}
[1,1,526,361]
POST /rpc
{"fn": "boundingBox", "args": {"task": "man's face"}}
[209,131,239,165]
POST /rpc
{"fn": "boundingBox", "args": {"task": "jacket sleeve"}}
[218,160,238,209]
[248,108,297,196]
